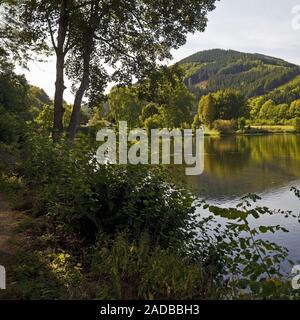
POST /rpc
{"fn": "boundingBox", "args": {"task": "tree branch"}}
[94,34,136,61]
[46,16,57,52]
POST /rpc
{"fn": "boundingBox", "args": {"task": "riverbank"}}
[245,125,296,134]
[204,125,298,136]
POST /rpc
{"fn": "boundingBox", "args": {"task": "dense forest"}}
[180,49,300,99]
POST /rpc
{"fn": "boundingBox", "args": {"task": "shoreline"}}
[204,125,299,137]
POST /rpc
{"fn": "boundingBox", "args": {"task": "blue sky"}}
[20,0,300,102]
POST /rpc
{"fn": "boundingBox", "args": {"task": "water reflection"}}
[185,135,300,200]
[171,134,300,263]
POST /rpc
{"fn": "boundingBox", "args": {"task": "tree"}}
[35,104,72,133]
[108,86,142,129]
[164,82,195,128]
[3,0,217,140]
[28,86,52,118]
[192,114,202,131]
[2,0,77,139]
[214,89,247,120]
[67,0,214,139]
[144,114,165,132]
[294,117,300,133]
[249,96,265,120]
[138,65,195,128]
[198,93,216,128]
[238,117,246,131]
[88,106,103,128]
[140,103,161,124]
[0,57,30,144]
[275,104,289,122]
[290,100,300,119]
[259,99,275,120]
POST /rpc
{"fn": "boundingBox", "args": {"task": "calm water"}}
[183,135,300,265]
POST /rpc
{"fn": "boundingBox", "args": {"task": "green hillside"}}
[179,49,300,99]
[253,75,300,105]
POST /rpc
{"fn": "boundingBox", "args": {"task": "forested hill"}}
[179,49,300,99]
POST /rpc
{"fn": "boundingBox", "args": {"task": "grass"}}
[249,125,296,134]
[204,125,297,136]
[204,128,221,136]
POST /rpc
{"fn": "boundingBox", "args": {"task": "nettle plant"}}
[200,192,300,299]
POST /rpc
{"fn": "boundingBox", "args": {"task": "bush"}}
[213,119,238,134]
[20,135,197,248]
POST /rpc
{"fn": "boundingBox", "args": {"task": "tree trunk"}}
[68,50,91,141]
[53,52,65,140]
[68,0,99,141]
[52,0,69,141]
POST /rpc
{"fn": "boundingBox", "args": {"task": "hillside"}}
[254,75,300,105]
[179,49,300,99]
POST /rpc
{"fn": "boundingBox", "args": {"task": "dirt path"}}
[0,195,25,268]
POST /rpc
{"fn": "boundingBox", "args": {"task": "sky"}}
[19,0,300,103]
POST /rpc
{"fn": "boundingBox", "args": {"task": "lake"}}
[182,134,300,267]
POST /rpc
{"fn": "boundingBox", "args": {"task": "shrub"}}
[213,119,238,134]
[20,135,197,248]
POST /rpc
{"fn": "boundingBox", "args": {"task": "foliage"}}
[196,89,246,132]
[144,113,166,132]
[0,58,31,144]
[28,86,52,117]
[3,0,218,138]
[107,66,196,130]
[108,86,142,128]
[178,50,300,126]
[294,117,300,133]
[238,117,246,131]
[1,130,299,299]
[214,89,247,120]
[198,93,216,128]
[91,233,219,300]
[88,106,112,133]
[139,103,161,124]
[249,97,300,125]
[180,49,300,99]
[201,194,300,299]
[138,65,196,128]
[213,119,238,134]
[249,76,300,124]
[34,104,72,133]
[19,136,198,248]
[192,114,202,130]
